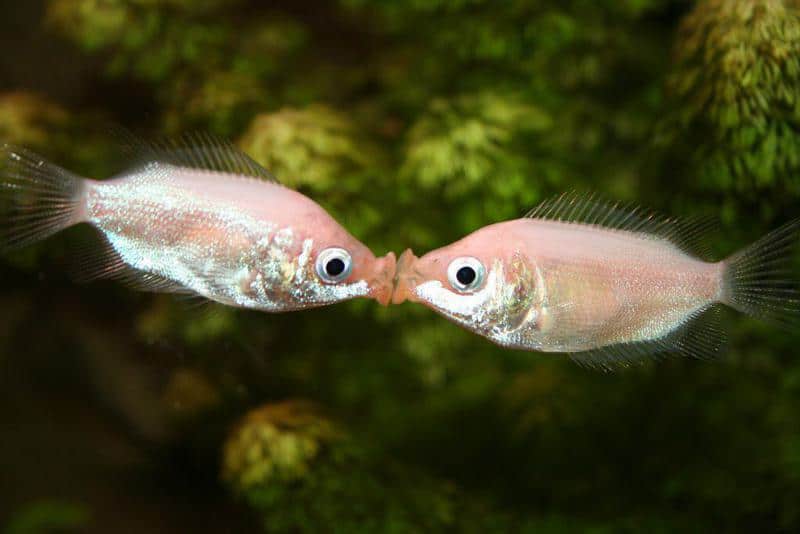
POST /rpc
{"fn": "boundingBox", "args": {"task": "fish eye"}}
[447,257,485,293]
[315,247,353,283]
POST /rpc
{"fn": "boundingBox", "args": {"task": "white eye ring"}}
[315,247,353,283]
[447,256,485,293]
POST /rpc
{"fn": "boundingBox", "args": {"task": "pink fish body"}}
[1,135,395,310]
[394,194,799,367]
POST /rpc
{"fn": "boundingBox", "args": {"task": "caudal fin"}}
[0,144,85,251]
[721,219,800,328]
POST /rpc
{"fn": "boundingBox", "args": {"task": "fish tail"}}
[720,219,800,328]
[0,144,87,251]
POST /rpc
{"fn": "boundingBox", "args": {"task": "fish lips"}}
[367,251,397,306]
[392,248,422,304]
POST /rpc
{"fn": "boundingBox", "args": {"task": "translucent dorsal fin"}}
[118,130,278,182]
[525,191,717,260]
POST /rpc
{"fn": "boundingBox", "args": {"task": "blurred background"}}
[2,0,800,532]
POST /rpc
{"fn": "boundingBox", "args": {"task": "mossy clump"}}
[401,92,551,195]
[0,92,69,147]
[46,0,134,51]
[239,106,381,192]
[666,0,800,190]
[222,400,338,490]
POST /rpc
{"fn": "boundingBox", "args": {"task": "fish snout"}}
[368,251,397,306]
[392,248,421,304]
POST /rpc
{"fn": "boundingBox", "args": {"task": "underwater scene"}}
[2,0,800,532]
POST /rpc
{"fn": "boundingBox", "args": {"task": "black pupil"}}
[456,266,476,286]
[326,258,346,277]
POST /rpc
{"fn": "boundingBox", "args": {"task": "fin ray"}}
[570,305,726,371]
[721,218,800,328]
[0,144,85,251]
[116,130,278,182]
[526,192,717,260]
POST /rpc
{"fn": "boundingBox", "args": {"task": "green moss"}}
[239,106,380,191]
[399,91,552,226]
[46,0,132,50]
[0,93,68,147]
[666,0,800,190]
[222,401,337,490]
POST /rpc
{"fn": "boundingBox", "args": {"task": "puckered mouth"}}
[367,251,397,306]
[391,248,422,304]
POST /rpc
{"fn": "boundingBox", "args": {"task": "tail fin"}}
[0,144,85,251]
[721,219,800,328]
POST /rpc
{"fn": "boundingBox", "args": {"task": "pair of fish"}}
[2,135,798,368]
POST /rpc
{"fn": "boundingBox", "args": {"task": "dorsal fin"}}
[525,191,718,260]
[117,130,278,182]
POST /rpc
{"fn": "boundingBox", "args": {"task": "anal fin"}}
[69,227,194,295]
[569,305,727,372]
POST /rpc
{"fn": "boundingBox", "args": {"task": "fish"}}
[392,193,800,369]
[0,133,396,310]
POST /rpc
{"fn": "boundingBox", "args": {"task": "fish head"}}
[246,195,396,310]
[393,224,545,345]
[313,227,397,306]
[284,216,396,308]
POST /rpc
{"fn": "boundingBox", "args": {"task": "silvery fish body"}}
[394,194,800,368]
[0,136,395,310]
